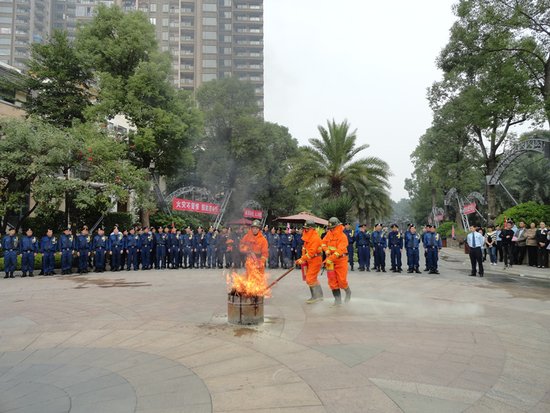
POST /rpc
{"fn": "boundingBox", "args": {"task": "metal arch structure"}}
[486,138,550,186]
[165,186,216,203]
[444,188,470,231]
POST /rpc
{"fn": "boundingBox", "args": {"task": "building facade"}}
[0,0,263,109]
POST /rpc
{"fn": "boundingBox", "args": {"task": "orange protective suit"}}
[321,224,349,290]
[240,229,268,271]
[299,228,323,287]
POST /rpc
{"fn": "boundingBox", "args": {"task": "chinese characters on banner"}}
[243,208,263,219]
[172,198,220,215]
[463,202,477,215]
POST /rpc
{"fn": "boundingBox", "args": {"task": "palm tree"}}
[285,119,391,220]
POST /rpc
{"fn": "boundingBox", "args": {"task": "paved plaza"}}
[0,247,549,413]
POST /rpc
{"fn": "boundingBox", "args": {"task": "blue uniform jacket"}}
[92,234,108,250]
[388,231,403,248]
[108,233,124,251]
[371,230,387,248]
[355,231,371,247]
[75,234,91,250]
[423,232,442,249]
[40,236,58,253]
[2,235,19,251]
[405,231,421,248]
[125,234,141,249]
[59,234,74,251]
[20,235,38,253]
[140,232,154,248]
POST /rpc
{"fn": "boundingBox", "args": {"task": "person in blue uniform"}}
[267,227,281,269]
[167,227,179,269]
[2,225,18,278]
[75,226,91,274]
[423,225,442,274]
[150,227,158,269]
[216,227,229,269]
[20,228,38,277]
[108,226,124,271]
[59,227,75,275]
[139,226,153,270]
[40,228,58,276]
[388,224,404,273]
[371,223,387,272]
[405,224,422,273]
[294,228,304,268]
[120,228,128,270]
[92,227,108,272]
[356,224,371,271]
[180,228,192,268]
[206,227,216,269]
[195,226,207,268]
[280,229,295,269]
[125,227,141,271]
[156,226,168,269]
[343,223,355,271]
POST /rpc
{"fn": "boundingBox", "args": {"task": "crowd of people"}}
[467,220,550,277]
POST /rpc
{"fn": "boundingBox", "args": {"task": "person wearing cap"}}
[92,227,108,272]
[150,227,158,269]
[423,225,442,274]
[321,217,351,305]
[75,226,91,274]
[280,227,295,269]
[295,220,324,303]
[154,226,168,269]
[239,220,268,271]
[267,227,281,269]
[139,226,153,270]
[294,227,304,268]
[206,226,216,269]
[388,224,403,273]
[19,228,38,277]
[2,225,18,278]
[355,224,371,271]
[343,223,355,271]
[120,228,129,270]
[467,225,485,277]
[40,228,58,276]
[371,223,387,272]
[125,227,141,271]
[107,226,124,272]
[405,225,422,273]
[59,227,75,275]
[167,226,179,269]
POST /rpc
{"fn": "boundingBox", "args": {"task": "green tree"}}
[285,120,391,221]
[26,30,92,128]
[440,0,550,126]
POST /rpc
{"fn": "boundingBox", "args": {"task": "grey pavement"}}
[0,250,549,412]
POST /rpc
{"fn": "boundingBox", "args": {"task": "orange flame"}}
[227,256,271,298]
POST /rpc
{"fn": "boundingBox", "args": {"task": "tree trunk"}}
[140,209,150,227]
[486,158,498,224]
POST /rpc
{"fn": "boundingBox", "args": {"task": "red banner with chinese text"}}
[243,208,262,219]
[172,198,220,215]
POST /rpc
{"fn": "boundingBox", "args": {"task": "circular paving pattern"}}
[0,348,212,413]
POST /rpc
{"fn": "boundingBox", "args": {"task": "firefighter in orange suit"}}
[296,220,324,303]
[239,220,269,272]
[321,217,351,305]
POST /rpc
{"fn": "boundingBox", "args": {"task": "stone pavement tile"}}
[316,385,402,413]
[115,330,175,349]
[298,365,373,390]
[62,371,129,395]
[204,365,302,393]
[59,329,112,347]
[0,333,41,352]
[311,343,384,367]
[487,378,547,410]
[128,364,194,385]
[12,347,66,364]
[68,397,137,413]
[178,343,257,369]
[137,387,210,410]
[70,382,136,405]
[131,331,199,352]
[274,349,342,371]
[133,374,205,397]
[23,331,80,350]
[380,388,471,413]
[86,329,142,347]
[211,382,321,411]
[136,404,212,413]
[1,363,62,384]
[217,407,326,413]
[36,365,115,388]
[4,397,71,413]
[116,356,183,377]
[0,381,66,406]
[194,354,280,379]
[0,350,34,366]
[463,395,527,413]
[245,336,307,357]
[531,401,550,413]
[92,351,162,372]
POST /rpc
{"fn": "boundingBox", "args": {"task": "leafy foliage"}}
[495,202,550,226]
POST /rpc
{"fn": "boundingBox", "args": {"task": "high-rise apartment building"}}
[0,0,263,109]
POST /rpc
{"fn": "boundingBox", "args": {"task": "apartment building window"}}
[203,17,217,26]
[162,4,169,12]
[202,59,217,68]
[223,47,231,54]
[162,18,168,27]
[202,45,216,54]
[150,3,156,12]
[202,31,216,40]
[0,38,11,45]
[202,4,217,12]
[0,48,10,55]
[224,12,231,18]
[223,0,232,6]
[0,17,12,24]
[224,24,231,30]
[202,73,217,82]
[162,31,168,41]
[149,17,156,25]
[224,35,232,42]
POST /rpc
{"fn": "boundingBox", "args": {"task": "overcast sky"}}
[263,0,458,201]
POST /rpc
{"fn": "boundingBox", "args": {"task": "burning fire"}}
[227,256,271,298]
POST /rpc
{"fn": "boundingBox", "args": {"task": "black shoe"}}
[4,274,8,279]
[469,273,476,277]
[433,270,440,274]
[376,269,380,272]
[407,269,413,273]
[479,273,484,277]
[22,273,27,278]
[390,268,396,272]
[359,267,365,272]
[382,269,386,273]
[39,271,44,276]
[366,268,370,272]
[415,269,422,274]
[9,274,15,278]
[29,274,34,277]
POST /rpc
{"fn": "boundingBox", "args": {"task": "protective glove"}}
[325,259,334,270]
[295,258,305,266]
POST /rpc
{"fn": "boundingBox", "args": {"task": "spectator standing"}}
[525,222,538,267]
[485,225,497,266]
[500,222,515,269]
[514,221,527,265]
[467,225,485,277]
[535,222,548,268]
